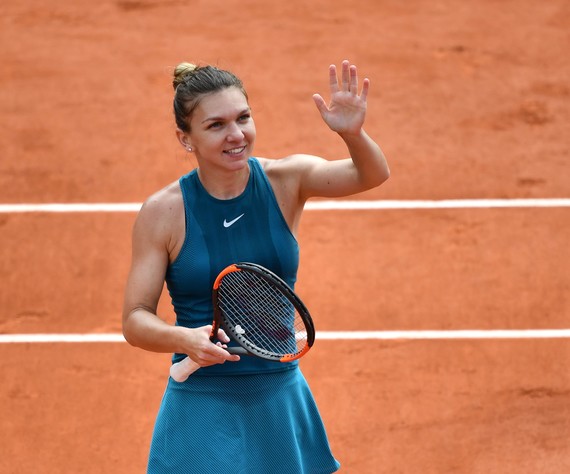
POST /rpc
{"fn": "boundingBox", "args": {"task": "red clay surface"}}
[1,0,569,473]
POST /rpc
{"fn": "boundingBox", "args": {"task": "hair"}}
[172,62,248,132]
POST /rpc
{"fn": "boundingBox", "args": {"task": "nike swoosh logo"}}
[223,213,245,228]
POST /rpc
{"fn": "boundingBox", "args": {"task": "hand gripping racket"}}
[170,262,316,382]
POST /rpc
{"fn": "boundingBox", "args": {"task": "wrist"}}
[338,128,366,143]
[171,325,194,354]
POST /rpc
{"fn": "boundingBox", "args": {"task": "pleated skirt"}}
[147,367,340,474]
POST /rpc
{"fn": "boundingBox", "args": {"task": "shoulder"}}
[140,180,183,217]
[133,180,184,242]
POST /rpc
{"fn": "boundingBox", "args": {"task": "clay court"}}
[1,0,569,472]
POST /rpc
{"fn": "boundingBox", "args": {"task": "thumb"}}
[312,93,328,116]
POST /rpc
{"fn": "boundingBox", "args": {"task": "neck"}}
[197,163,250,200]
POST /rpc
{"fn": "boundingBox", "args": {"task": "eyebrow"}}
[201,108,251,124]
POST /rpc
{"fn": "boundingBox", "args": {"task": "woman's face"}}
[186,86,256,172]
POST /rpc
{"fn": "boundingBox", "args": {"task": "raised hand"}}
[312,60,369,136]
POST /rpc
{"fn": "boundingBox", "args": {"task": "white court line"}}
[0,334,127,343]
[0,199,569,213]
[307,199,570,210]
[1,330,570,343]
[317,330,570,340]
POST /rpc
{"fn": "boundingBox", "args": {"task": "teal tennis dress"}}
[147,158,340,473]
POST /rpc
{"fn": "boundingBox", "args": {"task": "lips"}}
[224,146,246,156]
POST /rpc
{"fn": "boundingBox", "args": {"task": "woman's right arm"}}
[122,194,239,367]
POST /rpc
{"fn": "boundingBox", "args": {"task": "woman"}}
[122,59,389,473]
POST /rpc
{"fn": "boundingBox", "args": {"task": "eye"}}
[207,121,223,129]
[238,113,251,122]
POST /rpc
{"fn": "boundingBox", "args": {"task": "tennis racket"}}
[170,262,315,382]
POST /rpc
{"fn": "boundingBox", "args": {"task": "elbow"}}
[375,163,391,187]
[122,324,135,347]
[379,166,391,185]
[122,328,135,347]
[363,166,390,190]
[121,310,139,347]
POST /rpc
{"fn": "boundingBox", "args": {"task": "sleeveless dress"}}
[147,158,340,473]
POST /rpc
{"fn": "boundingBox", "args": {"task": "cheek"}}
[246,121,257,139]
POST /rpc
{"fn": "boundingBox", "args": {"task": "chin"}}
[224,151,250,165]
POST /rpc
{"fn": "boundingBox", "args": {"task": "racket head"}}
[211,262,315,362]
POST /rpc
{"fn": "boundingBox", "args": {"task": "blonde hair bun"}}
[173,62,198,90]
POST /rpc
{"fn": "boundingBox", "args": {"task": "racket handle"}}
[170,356,200,382]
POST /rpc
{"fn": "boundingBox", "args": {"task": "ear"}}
[176,129,193,151]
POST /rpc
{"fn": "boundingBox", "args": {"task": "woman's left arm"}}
[298,60,390,199]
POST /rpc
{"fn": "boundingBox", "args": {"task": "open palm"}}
[313,60,369,135]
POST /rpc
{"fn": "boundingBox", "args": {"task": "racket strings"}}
[218,271,307,356]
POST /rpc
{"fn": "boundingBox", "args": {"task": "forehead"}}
[194,86,249,119]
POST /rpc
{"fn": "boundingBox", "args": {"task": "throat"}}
[197,166,250,200]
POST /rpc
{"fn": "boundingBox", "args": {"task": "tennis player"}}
[122,59,389,473]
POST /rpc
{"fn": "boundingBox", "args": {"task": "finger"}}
[200,353,236,366]
[217,328,231,343]
[360,78,370,102]
[217,352,241,363]
[202,324,216,340]
[350,65,358,94]
[341,60,350,91]
[328,64,339,93]
[312,93,329,116]
[209,343,240,362]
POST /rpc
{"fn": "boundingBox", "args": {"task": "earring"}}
[186,146,193,152]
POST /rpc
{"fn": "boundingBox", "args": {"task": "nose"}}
[226,122,245,142]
